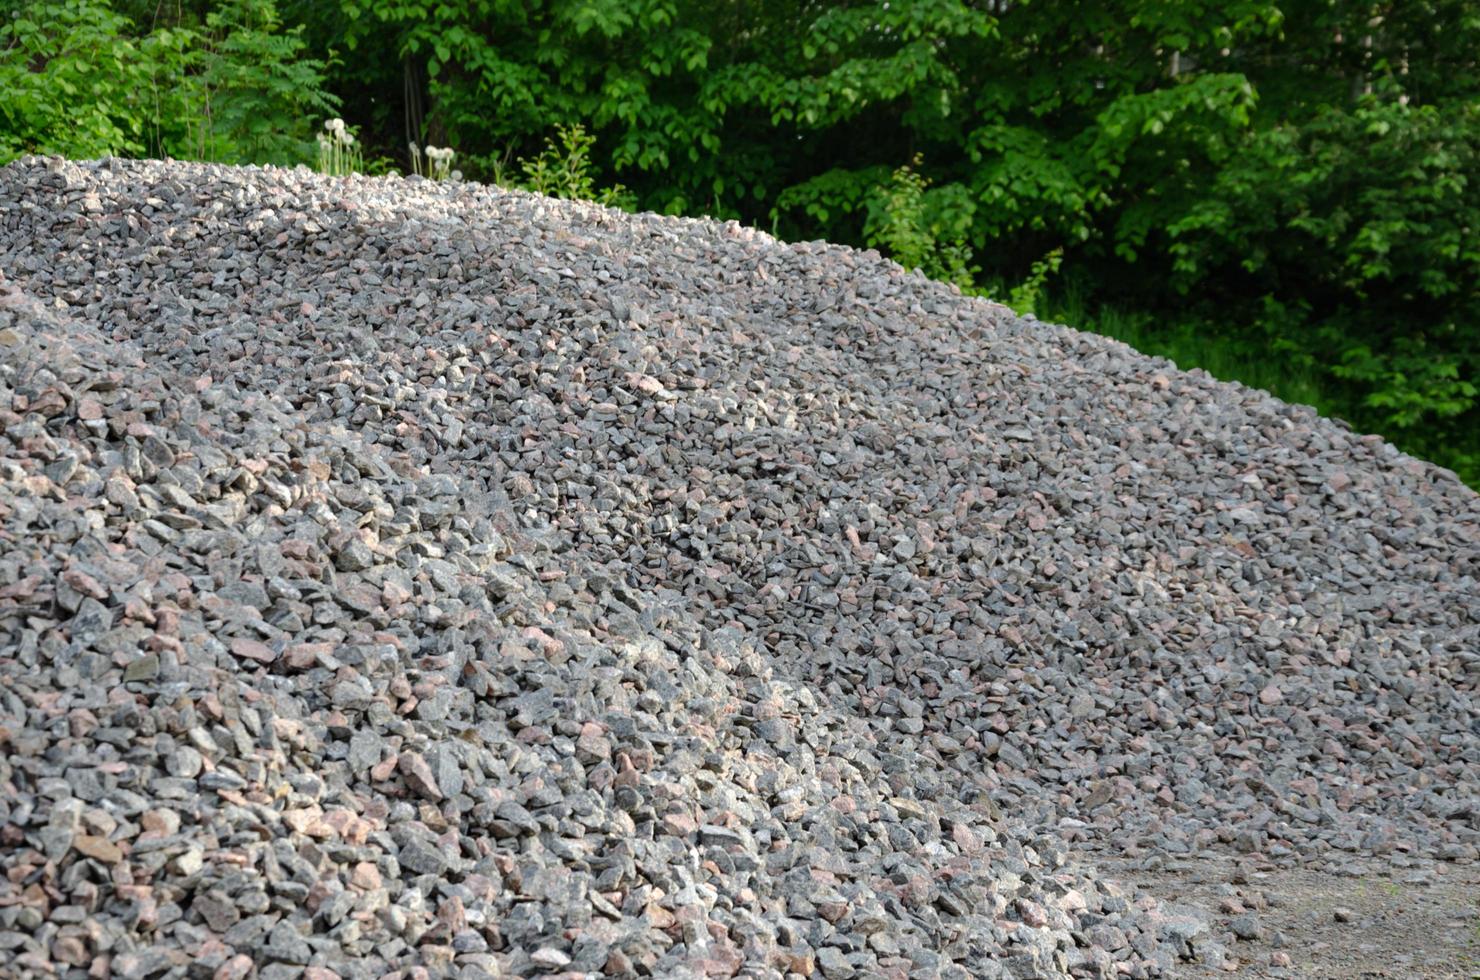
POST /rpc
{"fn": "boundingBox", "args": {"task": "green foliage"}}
[175,0,339,164]
[771,167,887,242]
[865,156,1061,316]
[1165,91,1480,474]
[0,0,154,160]
[864,156,976,290]
[1002,249,1063,318]
[0,0,336,165]
[516,124,635,209]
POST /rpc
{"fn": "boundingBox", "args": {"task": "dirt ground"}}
[1097,854,1480,979]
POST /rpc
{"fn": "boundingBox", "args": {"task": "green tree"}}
[1166,91,1480,476]
[0,0,155,159]
[0,0,337,165]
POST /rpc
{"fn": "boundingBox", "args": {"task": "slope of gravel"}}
[0,155,1476,979]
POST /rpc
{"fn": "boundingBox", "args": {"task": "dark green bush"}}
[1164,93,1479,479]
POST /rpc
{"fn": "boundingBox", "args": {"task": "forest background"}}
[3,0,1477,486]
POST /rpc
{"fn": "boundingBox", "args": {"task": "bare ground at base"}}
[1099,855,1480,979]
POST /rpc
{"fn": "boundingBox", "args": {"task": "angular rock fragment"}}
[0,156,1474,979]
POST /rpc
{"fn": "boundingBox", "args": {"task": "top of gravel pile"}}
[0,155,1476,980]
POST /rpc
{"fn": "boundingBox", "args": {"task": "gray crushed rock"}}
[0,155,1475,978]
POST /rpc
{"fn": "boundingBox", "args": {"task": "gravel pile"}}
[0,156,1475,979]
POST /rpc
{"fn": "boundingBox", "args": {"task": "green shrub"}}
[864,155,978,291]
[515,123,635,209]
[0,0,155,160]
[0,0,337,166]
[172,0,339,165]
[864,156,1062,316]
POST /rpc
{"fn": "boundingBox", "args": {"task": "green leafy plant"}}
[865,156,1062,315]
[1003,248,1063,317]
[0,0,155,160]
[0,0,336,166]
[516,123,634,209]
[865,156,978,290]
[1165,90,1480,480]
[174,0,338,164]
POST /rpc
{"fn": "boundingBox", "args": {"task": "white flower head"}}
[326,118,346,134]
[409,142,419,155]
[340,131,356,146]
